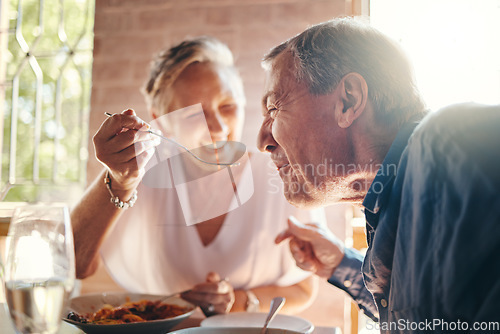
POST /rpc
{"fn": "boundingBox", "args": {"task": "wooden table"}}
[0,303,340,333]
[0,304,205,333]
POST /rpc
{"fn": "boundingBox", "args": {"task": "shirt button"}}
[380,299,388,308]
[344,280,352,288]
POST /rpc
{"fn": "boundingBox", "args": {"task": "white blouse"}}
[100,151,326,295]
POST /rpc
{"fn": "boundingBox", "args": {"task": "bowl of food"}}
[62,292,196,334]
[201,312,314,333]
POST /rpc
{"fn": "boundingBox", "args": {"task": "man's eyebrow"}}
[261,93,270,108]
[261,92,272,116]
[261,91,281,107]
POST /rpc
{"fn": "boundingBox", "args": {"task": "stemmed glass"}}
[3,205,75,334]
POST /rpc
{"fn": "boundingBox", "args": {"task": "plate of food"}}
[201,312,314,333]
[63,292,196,334]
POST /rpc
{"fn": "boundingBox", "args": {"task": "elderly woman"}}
[71,36,325,315]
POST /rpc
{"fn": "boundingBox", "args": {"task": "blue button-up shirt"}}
[330,103,500,333]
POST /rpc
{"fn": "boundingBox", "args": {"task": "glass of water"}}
[3,205,75,334]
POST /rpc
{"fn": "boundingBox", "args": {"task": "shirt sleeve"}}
[327,247,379,322]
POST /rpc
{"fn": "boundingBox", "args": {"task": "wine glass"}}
[3,204,75,334]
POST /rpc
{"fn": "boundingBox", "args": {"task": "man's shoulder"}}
[412,102,500,140]
[405,102,500,184]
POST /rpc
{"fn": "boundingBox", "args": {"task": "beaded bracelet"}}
[104,170,137,209]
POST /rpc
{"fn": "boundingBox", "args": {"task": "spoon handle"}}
[261,297,286,334]
[104,112,239,167]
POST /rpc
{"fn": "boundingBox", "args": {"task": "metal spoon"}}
[261,297,286,334]
[104,112,239,167]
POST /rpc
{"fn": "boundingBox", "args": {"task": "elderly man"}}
[258,18,500,332]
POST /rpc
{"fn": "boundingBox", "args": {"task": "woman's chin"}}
[199,140,228,150]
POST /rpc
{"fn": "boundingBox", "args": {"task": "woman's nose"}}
[206,112,229,139]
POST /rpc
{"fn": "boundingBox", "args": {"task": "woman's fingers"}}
[181,290,233,305]
[121,108,136,116]
[93,109,161,188]
[181,283,234,315]
[181,272,234,315]
[96,121,153,156]
[192,279,231,294]
[94,110,150,157]
[102,110,150,139]
[110,134,159,163]
[206,272,221,283]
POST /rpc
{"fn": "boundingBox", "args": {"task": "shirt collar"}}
[362,118,420,216]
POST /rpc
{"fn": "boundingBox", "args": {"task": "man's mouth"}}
[271,153,290,172]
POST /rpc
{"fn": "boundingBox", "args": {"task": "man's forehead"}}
[264,52,297,92]
[264,51,312,103]
[270,51,295,79]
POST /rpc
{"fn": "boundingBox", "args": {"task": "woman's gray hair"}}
[263,18,427,125]
[143,36,245,115]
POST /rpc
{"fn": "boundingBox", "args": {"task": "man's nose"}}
[257,119,277,153]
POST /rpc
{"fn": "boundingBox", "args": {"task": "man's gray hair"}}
[143,36,245,115]
[263,18,427,125]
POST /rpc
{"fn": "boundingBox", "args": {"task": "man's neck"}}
[344,116,400,201]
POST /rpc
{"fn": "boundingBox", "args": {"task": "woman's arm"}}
[181,273,316,315]
[71,109,157,279]
[231,275,317,314]
[71,169,136,279]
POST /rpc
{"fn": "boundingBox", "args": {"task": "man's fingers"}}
[296,260,317,272]
[276,215,313,244]
[275,230,293,244]
[289,239,306,263]
[287,216,322,242]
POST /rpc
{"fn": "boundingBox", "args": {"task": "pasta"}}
[67,299,191,324]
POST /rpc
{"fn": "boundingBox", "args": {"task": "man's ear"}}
[335,72,368,129]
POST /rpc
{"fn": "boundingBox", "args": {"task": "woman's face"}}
[158,61,245,152]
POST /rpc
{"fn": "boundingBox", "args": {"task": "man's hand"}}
[181,272,235,316]
[275,216,345,278]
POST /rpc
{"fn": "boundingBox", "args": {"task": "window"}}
[370,0,500,111]
[0,0,95,206]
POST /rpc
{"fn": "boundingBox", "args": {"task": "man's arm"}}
[328,247,378,321]
[275,216,378,321]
